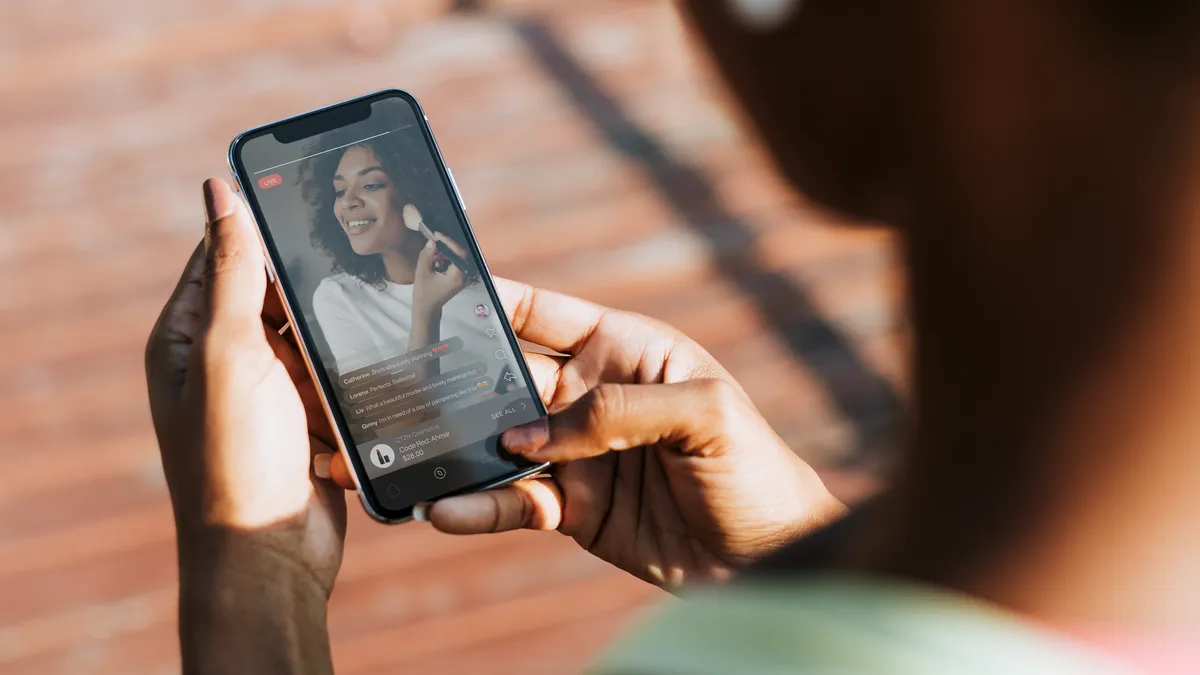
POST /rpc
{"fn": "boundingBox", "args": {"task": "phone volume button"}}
[448,168,467,212]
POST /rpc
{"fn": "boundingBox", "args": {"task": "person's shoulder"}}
[313,272,371,311]
[592,576,1136,675]
[314,272,366,300]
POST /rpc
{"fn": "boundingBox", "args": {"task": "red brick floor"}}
[0,1,903,673]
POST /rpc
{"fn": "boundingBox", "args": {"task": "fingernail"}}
[313,453,332,479]
[203,179,235,226]
[501,418,549,454]
[412,502,432,521]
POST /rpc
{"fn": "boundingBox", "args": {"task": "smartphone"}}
[228,89,549,523]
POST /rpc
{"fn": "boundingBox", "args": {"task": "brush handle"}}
[435,240,475,276]
[420,222,475,276]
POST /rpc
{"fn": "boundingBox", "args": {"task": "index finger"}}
[492,277,607,355]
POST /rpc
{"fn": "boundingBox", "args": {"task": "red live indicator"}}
[258,173,283,189]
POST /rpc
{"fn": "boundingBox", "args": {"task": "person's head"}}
[683,0,1200,612]
[331,143,414,258]
[684,1,1200,221]
[300,126,458,286]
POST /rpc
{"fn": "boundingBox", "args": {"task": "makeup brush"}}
[402,204,475,276]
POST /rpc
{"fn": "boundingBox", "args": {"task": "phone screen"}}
[231,91,544,520]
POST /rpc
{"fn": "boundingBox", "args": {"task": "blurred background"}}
[0,0,904,673]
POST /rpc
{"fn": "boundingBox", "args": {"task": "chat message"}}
[348,370,491,433]
[346,363,486,420]
[340,369,419,405]
[336,336,463,389]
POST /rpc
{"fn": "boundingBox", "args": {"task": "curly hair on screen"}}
[297,120,466,288]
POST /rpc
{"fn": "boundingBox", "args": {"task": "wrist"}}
[777,458,851,551]
[179,526,332,600]
[408,306,442,344]
[724,457,850,571]
[178,529,333,675]
[414,302,442,324]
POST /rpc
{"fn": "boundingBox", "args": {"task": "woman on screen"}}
[299,127,505,395]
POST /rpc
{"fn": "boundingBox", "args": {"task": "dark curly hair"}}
[298,117,467,288]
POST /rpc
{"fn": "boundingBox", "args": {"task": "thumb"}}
[501,379,750,463]
[426,478,564,534]
[203,178,266,326]
[145,242,207,413]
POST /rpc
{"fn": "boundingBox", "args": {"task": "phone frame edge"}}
[227,89,551,525]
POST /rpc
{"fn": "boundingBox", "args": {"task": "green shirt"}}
[592,575,1135,675]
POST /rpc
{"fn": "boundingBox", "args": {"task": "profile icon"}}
[475,303,489,319]
[370,443,395,469]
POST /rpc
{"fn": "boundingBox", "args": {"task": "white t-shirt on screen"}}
[311,272,512,408]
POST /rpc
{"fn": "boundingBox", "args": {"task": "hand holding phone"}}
[315,275,848,588]
[229,90,548,522]
[146,180,347,596]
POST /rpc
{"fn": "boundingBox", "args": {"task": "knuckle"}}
[204,250,244,280]
[693,378,744,431]
[620,310,679,341]
[486,491,507,533]
[582,383,627,437]
[679,342,724,380]
[516,490,536,530]
[694,376,733,402]
[511,285,537,333]
[204,220,248,277]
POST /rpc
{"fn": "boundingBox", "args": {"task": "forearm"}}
[178,532,333,675]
